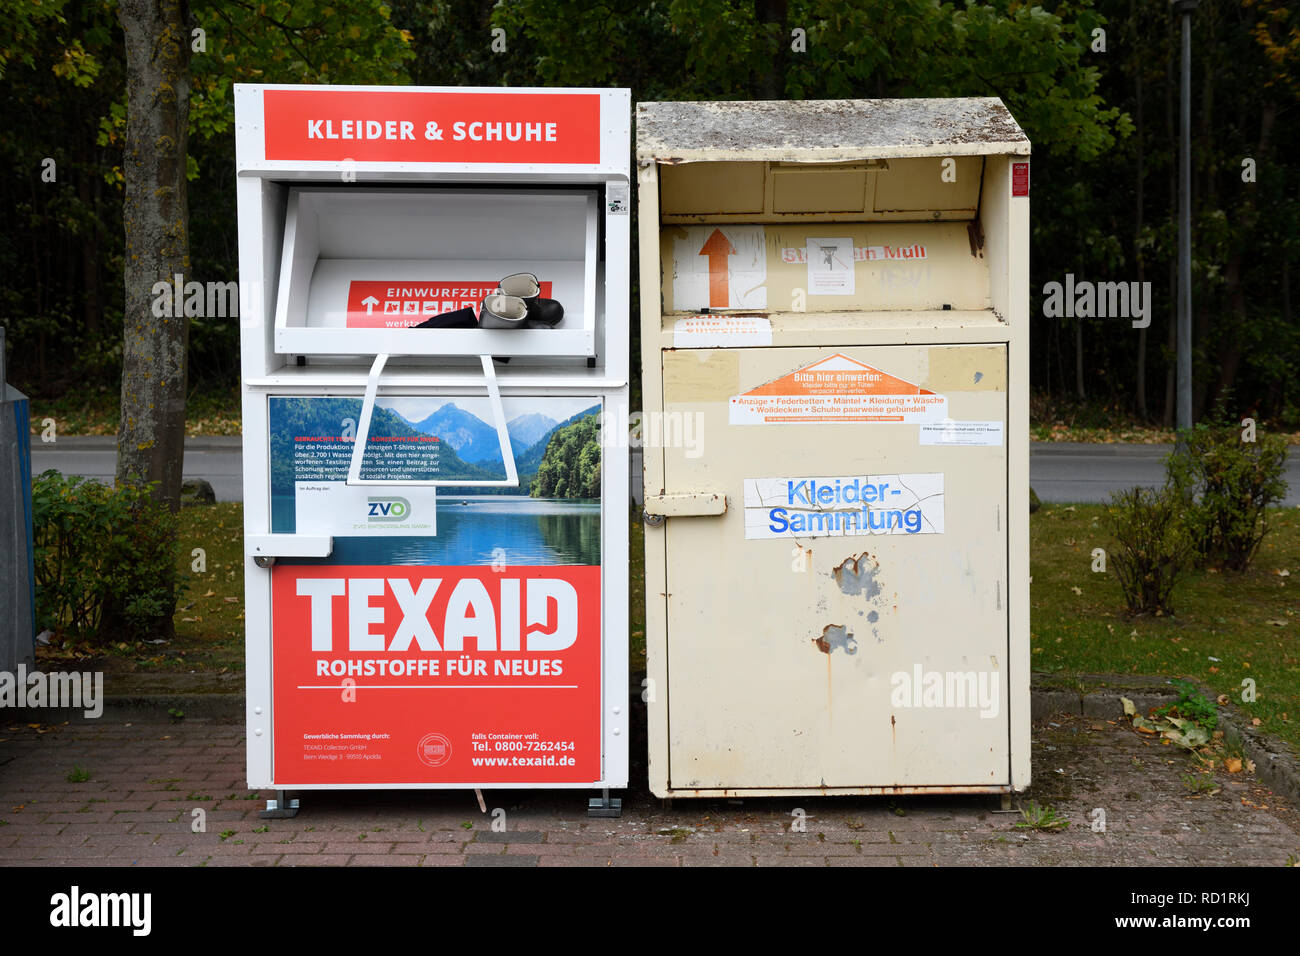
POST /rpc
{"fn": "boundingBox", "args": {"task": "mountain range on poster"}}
[269,397,599,497]
[393,403,597,468]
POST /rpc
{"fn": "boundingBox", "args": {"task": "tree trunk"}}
[753,0,789,100]
[1075,319,1086,401]
[116,0,191,511]
[116,0,191,641]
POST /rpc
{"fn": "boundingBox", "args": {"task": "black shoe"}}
[479,293,528,329]
[497,272,564,328]
[412,306,477,329]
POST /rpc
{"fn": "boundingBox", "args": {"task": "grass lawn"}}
[1031,503,1299,751]
[167,502,247,671]
[148,500,1298,752]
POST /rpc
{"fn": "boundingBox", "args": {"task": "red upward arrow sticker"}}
[699,229,735,308]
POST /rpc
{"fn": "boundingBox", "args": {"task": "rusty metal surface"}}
[660,785,1014,798]
[636,98,1030,162]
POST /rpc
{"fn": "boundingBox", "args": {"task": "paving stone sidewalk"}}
[0,712,1296,867]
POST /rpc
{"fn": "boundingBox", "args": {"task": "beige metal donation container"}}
[636,99,1031,799]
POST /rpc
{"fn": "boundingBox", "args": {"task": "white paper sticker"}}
[744,473,944,540]
[606,182,629,215]
[672,313,772,348]
[295,482,437,536]
[730,353,947,425]
[806,237,856,295]
[672,225,767,311]
[918,421,1005,446]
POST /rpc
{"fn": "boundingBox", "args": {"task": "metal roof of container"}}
[636,97,1030,163]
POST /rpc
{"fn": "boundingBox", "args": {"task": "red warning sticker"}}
[345,280,552,328]
[1012,162,1030,197]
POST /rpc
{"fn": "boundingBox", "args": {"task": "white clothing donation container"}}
[637,98,1031,799]
[235,84,630,816]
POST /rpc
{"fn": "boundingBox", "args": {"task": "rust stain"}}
[826,649,832,714]
[813,624,856,655]
[669,784,1013,797]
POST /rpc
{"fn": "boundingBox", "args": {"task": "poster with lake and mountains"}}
[267,395,601,567]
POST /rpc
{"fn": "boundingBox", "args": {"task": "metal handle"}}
[346,353,519,488]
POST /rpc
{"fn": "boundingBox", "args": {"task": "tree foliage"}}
[1,0,1297,432]
[531,415,601,499]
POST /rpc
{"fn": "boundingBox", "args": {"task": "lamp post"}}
[1171,0,1198,437]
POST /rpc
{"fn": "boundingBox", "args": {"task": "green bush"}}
[31,470,181,643]
[1166,418,1289,571]
[1105,485,1193,616]
[1154,679,1218,734]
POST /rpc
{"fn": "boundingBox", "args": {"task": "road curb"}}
[1029,673,1300,809]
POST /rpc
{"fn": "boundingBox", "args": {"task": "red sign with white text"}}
[345,279,553,328]
[263,90,602,164]
[1012,162,1030,197]
[271,565,602,784]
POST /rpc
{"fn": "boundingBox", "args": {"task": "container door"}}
[660,344,1009,790]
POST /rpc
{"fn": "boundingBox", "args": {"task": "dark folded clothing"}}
[413,307,478,329]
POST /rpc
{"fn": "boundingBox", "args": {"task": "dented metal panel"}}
[660,344,1009,791]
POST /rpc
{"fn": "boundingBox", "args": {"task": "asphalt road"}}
[29,436,1300,506]
[31,436,245,505]
[1032,442,1300,506]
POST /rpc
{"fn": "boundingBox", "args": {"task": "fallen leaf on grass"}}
[223,597,239,604]
[1265,619,1288,627]
[1071,586,1082,595]
[1225,757,1243,773]
[1252,718,1262,726]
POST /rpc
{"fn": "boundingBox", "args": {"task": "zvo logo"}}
[367,497,411,522]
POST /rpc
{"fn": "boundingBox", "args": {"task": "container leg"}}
[1000,793,1013,811]
[587,788,622,818]
[260,790,300,819]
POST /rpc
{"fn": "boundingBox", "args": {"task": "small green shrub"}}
[1154,679,1218,733]
[1166,416,1288,571]
[1015,802,1069,832]
[31,470,181,643]
[1105,485,1193,616]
